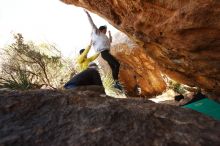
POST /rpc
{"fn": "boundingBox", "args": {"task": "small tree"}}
[168,80,186,95]
[0,33,72,90]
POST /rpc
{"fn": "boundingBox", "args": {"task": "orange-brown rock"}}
[111,33,166,97]
[61,0,220,97]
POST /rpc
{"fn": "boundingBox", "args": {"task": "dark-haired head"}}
[99,25,107,34]
[88,62,98,69]
[89,62,97,67]
[99,25,107,30]
[79,49,85,55]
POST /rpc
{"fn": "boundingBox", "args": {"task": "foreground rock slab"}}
[0,87,220,146]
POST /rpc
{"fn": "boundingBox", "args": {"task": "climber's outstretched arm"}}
[108,31,112,43]
[84,10,98,30]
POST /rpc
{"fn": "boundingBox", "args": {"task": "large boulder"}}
[61,0,220,99]
[111,32,166,97]
[1,88,220,146]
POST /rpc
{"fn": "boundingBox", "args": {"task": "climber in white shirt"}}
[84,10,122,90]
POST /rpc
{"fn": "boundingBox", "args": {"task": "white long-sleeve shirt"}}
[91,29,111,53]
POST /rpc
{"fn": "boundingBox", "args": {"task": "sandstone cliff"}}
[111,32,166,97]
[61,0,220,98]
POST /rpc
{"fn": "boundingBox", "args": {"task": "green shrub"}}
[0,33,72,90]
[168,80,186,95]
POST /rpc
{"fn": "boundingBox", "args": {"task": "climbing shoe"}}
[114,80,123,91]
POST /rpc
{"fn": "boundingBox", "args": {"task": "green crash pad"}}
[183,98,220,121]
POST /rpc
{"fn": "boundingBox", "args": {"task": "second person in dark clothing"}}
[64,63,102,89]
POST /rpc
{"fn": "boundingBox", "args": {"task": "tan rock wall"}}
[112,43,166,97]
[62,0,220,97]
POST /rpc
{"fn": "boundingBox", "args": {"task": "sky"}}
[0,0,118,58]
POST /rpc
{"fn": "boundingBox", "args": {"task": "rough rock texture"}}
[1,88,220,146]
[61,0,220,98]
[111,33,166,97]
